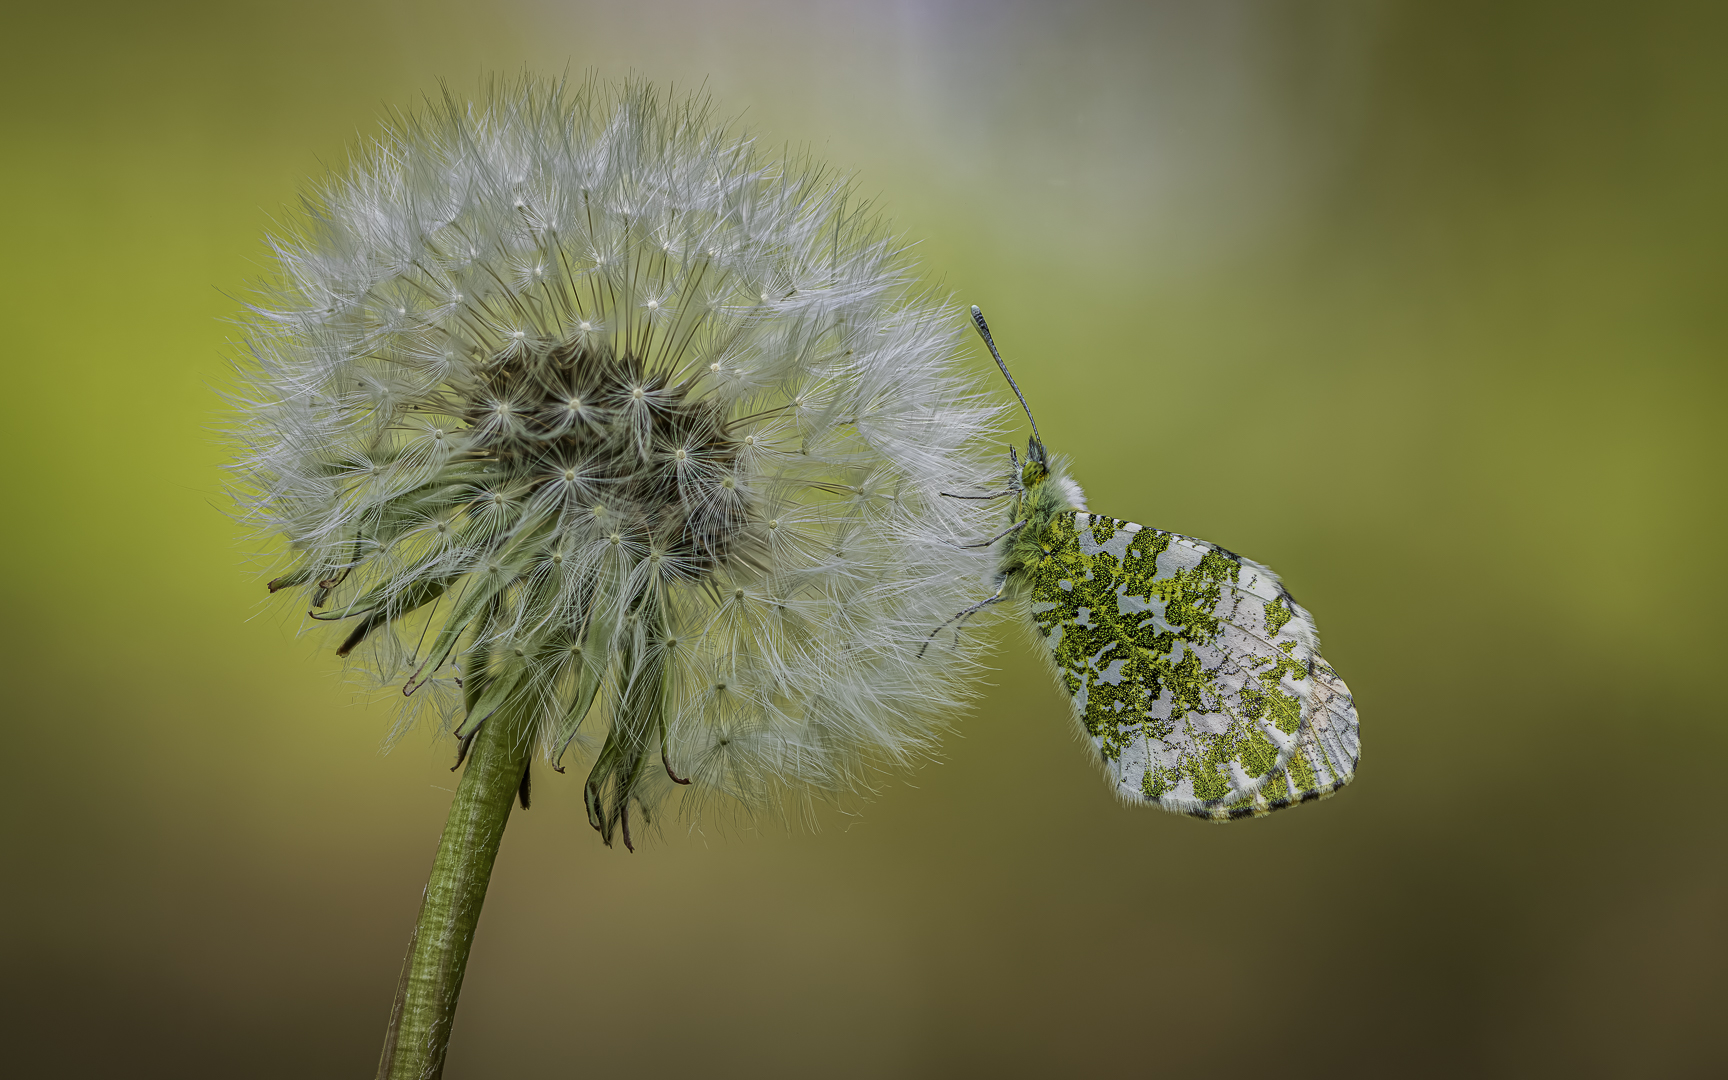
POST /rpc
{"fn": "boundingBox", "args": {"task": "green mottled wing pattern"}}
[1026,512,1358,820]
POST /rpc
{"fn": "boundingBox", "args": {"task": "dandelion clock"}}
[230,76,1006,1075]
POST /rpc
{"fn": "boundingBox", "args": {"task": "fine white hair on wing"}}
[229,74,1013,838]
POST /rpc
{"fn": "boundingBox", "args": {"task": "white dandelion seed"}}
[230,75,1008,848]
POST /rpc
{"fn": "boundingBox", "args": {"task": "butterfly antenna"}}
[971,305,1044,452]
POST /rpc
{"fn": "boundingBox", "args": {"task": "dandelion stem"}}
[377,697,533,1079]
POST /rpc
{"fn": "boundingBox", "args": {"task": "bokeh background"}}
[3,1,1724,1076]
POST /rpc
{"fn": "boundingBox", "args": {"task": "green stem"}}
[376,703,533,1079]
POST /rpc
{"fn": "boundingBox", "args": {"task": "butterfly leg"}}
[948,590,1007,644]
[953,519,1026,550]
[918,576,1009,658]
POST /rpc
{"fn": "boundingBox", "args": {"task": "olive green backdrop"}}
[3,2,1723,1076]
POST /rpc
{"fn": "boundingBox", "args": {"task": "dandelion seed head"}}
[231,74,1007,839]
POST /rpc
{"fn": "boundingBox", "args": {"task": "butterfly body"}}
[968,307,1359,821]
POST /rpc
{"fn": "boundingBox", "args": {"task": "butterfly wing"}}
[1026,512,1358,820]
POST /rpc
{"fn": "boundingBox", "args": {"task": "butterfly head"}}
[1021,435,1049,487]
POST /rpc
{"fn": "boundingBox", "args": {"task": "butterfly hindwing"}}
[1026,512,1359,820]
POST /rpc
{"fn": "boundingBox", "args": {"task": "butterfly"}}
[935,306,1359,821]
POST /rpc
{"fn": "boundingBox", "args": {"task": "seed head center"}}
[466,340,756,578]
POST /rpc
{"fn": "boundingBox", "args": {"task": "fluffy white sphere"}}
[231,76,1005,844]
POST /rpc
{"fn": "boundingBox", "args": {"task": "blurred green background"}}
[3,1,1724,1076]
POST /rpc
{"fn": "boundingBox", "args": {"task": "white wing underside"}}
[1028,513,1359,820]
